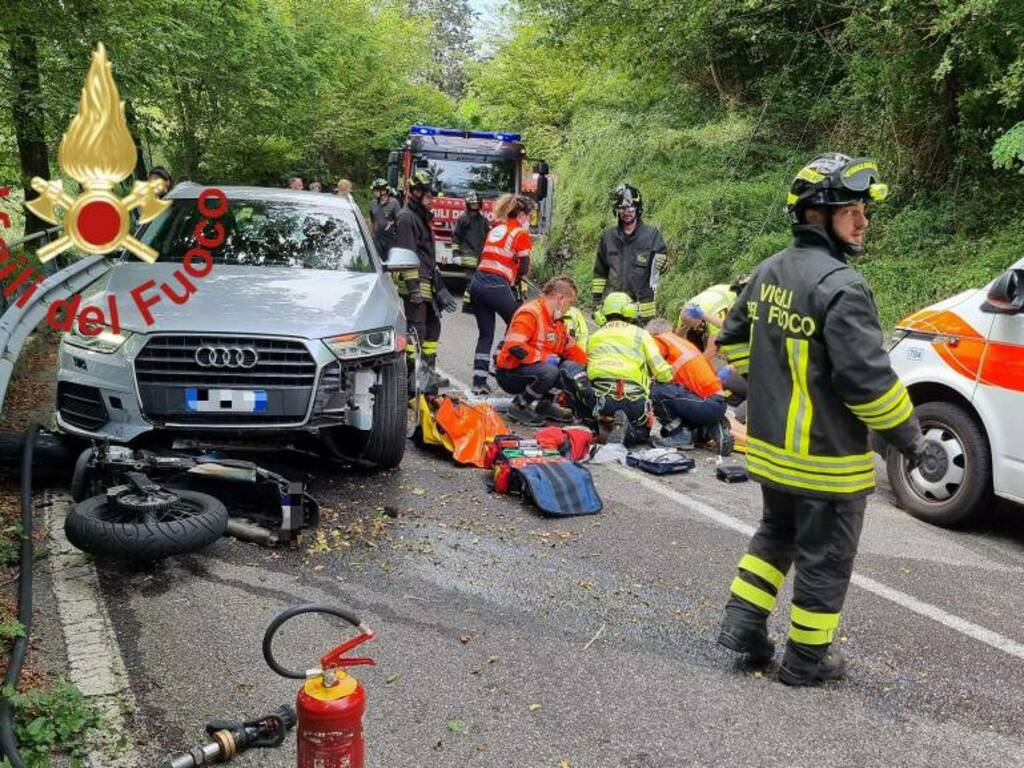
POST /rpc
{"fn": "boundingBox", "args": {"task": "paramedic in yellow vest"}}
[715,153,934,686]
[586,292,672,445]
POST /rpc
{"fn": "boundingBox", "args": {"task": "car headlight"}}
[63,324,133,354]
[323,328,396,359]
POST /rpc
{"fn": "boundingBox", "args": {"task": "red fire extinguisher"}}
[263,604,375,768]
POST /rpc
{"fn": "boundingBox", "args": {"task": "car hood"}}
[92,263,400,338]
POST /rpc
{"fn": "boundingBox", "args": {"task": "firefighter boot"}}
[422,356,449,390]
[717,622,775,664]
[778,645,847,686]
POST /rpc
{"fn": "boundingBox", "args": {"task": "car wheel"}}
[65,488,228,561]
[360,357,407,469]
[886,400,992,527]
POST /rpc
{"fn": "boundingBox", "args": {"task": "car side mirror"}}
[981,268,1024,314]
[383,247,419,272]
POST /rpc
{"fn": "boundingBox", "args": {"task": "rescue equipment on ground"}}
[716,465,750,483]
[626,448,696,475]
[158,707,296,768]
[533,425,596,462]
[263,604,375,768]
[487,436,603,517]
[413,394,509,467]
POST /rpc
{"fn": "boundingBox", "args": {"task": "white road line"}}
[438,365,1024,660]
[608,465,1024,661]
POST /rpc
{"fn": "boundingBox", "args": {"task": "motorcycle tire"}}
[65,488,228,561]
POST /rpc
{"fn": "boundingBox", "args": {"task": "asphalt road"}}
[96,309,1024,768]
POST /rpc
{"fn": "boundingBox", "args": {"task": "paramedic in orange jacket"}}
[495,276,594,427]
[645,318,730,443]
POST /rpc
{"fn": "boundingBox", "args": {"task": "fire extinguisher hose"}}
[262,604,367,679]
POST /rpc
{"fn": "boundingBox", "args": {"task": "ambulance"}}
[885,261,1024,526]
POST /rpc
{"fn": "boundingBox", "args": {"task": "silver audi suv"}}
[55,185,417,468]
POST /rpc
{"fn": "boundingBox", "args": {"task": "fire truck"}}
[388,125,552,282]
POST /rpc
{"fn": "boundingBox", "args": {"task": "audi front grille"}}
[134,334,318,425]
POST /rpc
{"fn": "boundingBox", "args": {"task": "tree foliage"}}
[465,0,1024,326]
[0,0,457,221]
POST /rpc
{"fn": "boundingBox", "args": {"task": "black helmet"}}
[786,153,889,219]
[371,177,388,191]
[409,169,438,194]
[464,191,482,206]
[611,183,643,218]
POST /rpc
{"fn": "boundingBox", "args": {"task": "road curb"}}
[44,491,141,768]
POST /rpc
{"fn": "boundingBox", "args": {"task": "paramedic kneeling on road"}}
[586,293,673,446]
[715,153,935,686]
[645,318,730,448]
[496,277,593,428]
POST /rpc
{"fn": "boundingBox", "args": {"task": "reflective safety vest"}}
[586,321,672,395]
[654,332,723,399]
[687,284,737,330]
[497,298,586,370]
[563,306,589,349]
[477,219,531,285]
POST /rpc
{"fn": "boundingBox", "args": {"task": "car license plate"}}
[185,388,268,414]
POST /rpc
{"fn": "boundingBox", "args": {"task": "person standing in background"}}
[336,179,353,197]
[370,179,401,256]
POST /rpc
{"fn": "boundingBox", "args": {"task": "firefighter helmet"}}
[371,177,388,191]
[595,292,638,326]
[465,191,482,207]
[409,169,438,194]
[611,184,643,218]
[786,154,889,218]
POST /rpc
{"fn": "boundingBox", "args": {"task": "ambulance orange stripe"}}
[898,309,1024,392]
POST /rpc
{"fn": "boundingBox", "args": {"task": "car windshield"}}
[419,156,516,198]
[137,197,376,272]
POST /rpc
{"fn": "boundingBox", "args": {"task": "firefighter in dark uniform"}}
[716,153,938,685]
[452,191,490,312]
[369,178,401,256]
[592,184,668,321]
[394,169,453,392]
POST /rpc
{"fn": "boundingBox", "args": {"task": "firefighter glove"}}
[654,253,668,272]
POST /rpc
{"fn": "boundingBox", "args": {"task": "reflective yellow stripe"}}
[848,381,914,430]
[786,192,799,205]
[739,554,785,590]
[791,605,840,630]
[592,278,607,291]
[747,455,876,494]
[789,626,834,645]
[747,438,873,472]
[796,166,825,183]
[784,337,813,455]
[862,395,914,430]
[720,342,750,367]
[848,380,905,416]
[730,577,776,612]
[734,358,750,374]
[420,283,434,298]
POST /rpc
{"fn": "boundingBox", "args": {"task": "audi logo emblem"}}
[194,345,259,369]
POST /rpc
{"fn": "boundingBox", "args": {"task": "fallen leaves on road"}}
[459,634,471,644]
[446,718,466,734]
[528,703,542,712]
[386,674,401,684]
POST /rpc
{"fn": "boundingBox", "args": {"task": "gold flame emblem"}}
[26,43,170,263]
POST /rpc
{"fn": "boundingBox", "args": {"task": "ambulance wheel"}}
[361,356,408,469]
[65,488,228,561]
[886,400,992,527]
